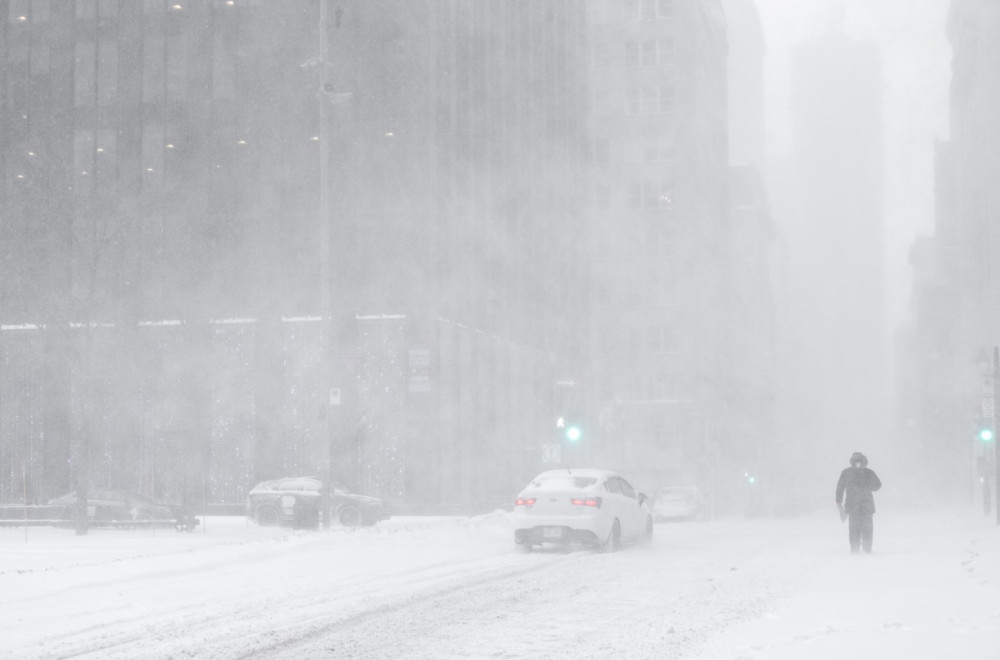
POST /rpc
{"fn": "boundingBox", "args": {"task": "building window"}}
[30,43,51,75]
[73,130,95,199]
[628,181,674,209]
[213,31,236,100]
[593,138,610,165]
[591,39,611,70]
[76,0,97,20]
[657,38,674,65]
[142,124,165,193]
[9,0,50,23]
[74,41,96,107]
[626,39,674,68]
[622,140,673,164]
[629,0,672,20]
[143,35,165,103]
[593,91,612,117]
[98,0,118,18]
[166,34,187,101]
[95,128,117,189]
[8,0,29,23]
[646,324,675,352]
[659,85,675,114]
[592,184,610,210]
[97,39,118,106]
[641,40,657,66]
[625,86,673,115]
[624,41,638,68]
[651,0,673,19]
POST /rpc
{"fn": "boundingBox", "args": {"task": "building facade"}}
[0,0,591,512]
[585,0,752,509]
[776,27,889,502]
[900,0,1000,505]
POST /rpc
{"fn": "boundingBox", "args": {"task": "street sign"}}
[984,397,995,419]
[542,443,561,464]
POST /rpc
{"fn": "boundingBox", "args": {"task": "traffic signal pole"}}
[990,346,1000,525]
[319,0,332,530]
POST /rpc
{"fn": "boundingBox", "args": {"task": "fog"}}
[5,1,1000,658]
[0,1,992,532]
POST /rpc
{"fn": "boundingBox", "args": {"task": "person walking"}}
[835,452,882,554]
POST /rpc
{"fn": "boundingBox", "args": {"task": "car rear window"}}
[533,476,598,489]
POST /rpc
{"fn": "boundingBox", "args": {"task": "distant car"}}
[512,468,653,552]
[652,486,707,522]
[48,489,177,527]
[245,476,388,527]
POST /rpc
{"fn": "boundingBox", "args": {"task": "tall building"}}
[0,1,590,511]
[901,0,1000,504]
[721,0,777,514]
[778,27,889,496]
[585,0,747,506]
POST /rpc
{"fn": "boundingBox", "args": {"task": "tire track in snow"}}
[19,547,565,659]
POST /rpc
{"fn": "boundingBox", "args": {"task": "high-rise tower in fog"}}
[783,28,889,477]
[903,0,1000,503]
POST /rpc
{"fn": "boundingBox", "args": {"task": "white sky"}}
[754,0,953,330]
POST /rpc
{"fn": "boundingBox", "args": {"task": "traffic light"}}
[556,416,582,443]
[565,425,582,443]
[980,427,994,443]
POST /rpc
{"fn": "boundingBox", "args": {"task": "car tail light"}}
[570,497,602,508]
[515,497,536,508]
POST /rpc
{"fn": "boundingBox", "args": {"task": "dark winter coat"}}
[835,455,882,516]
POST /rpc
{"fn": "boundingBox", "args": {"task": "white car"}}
[512,468,653,552]
[652,486,708,522]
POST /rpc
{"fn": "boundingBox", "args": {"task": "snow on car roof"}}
[534,468,619,479]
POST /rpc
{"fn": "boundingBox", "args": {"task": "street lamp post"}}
[319,0,333,530]
[990,346,1000,525]
[977,348,1000,522]
[978,351,994,517]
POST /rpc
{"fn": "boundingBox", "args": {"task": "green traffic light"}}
[980,428,994,442]
[565,426,581,442]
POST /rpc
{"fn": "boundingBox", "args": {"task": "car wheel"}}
[255,506,281,527]
[337,504,363,527]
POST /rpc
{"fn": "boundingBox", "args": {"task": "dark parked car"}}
[48,489,178,527]
[245,477,388,528]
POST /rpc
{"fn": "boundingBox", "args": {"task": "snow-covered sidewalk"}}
[698,509,1000,659]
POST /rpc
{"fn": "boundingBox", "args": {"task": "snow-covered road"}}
[3,509,998,659]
